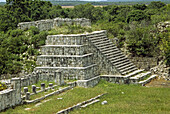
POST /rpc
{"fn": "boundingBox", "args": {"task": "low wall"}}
[20,70,63,87]
[100,75,128,84]
[18,18,91,31]
[128,57,158,70]
[0,78,21,111]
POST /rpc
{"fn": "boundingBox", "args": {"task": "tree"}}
[132,4,147,10]
[126,10,150,23]
[148,1,166,9]
[126,27,159,57]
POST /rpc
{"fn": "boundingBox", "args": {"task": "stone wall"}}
[128,57,158,70]
[150,65,170,80]
[0,78,21,111]
[20,70,63,87]
[36,33,99,80]
[18,18,91,31]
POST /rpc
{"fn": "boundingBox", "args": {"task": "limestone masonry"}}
[35,30,157,85]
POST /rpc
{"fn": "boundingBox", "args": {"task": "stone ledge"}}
[36,64,97,70]
[37,53,93,58]
[130,72,151,80]
[41,44,87,47]
[76,76,100,88]
[56,93,106,114]
[138,75,157,85]
[24,85,76,104]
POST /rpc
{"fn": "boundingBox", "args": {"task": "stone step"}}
[103,48,120,53]
[93,40,110,46]
[124,69,145,78]
[120,65,136,73]
[130,71,151,81]
[90,37,108,43]
[101,49,115,55]
[110,55,126,62]
[106,53,123,59]
[102,50,120,57]
[116,61,132,68]
[104,51,121,57]
[114,59,130,66]
[98,45,113,50]
[117,63,134,70]
[95,41,112,47]
[100,46,118,52]
[95,42,112,48]
[110,58,127,65]
[121,67,138,75]
[138,75,157,85]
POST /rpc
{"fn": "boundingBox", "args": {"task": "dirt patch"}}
[145,78,170,88]
[61,5,107,9]
[62,6,74,8]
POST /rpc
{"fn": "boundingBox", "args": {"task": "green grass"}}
[30,84,69,100]
[2,80,170,114]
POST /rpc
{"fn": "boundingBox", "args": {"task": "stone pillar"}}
[49,83,53,89]
[32,85,36,94]
[24,87,28,94]
[54,72,64,85]
[26,92,30,100]
[11,78,21,105]
[41,83,45,91]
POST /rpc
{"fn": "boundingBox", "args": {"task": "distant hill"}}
[107,0,166,1]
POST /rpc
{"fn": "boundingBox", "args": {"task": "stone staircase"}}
[87,30,157,85]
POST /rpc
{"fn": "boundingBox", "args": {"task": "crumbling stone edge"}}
[56,93,107,114]
[24,82,76,104]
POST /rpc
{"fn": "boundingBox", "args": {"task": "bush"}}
[0,82,7,91]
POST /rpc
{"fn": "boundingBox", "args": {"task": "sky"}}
[0,0,6,2]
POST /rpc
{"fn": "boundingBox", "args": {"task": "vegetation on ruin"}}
[2,80,170,113]
[0,1,169,76]
[48,25,93,35]
[0,26,48,74]
[0,82,7,91]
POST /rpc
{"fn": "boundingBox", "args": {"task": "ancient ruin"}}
[0,18,158,112]
[18,18,91,31]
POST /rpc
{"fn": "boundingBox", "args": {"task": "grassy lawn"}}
[2,80,170,114]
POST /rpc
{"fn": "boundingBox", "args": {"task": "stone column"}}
[11,78,21,105]
[54,72,64,85]
[49,83,53,89]
[41,83,45,91]
[26,92,30,100]
[24,87,28,94]
[32,85,36,94]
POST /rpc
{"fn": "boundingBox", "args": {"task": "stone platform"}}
[35,30,157,87]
